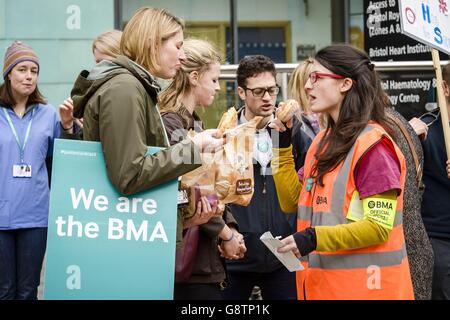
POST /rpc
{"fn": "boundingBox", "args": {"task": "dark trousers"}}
[0,228,47,300]
[222,268,297,300]
[430,237,450,300]
[174,283,223,300]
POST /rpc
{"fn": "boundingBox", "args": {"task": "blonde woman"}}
[60,30,122,133]
[159,38,222,142]
[70,7,223,195]
[288,58,313,113]
[288,58,321,139]
[92,30,122,63]
[159,39,246,300]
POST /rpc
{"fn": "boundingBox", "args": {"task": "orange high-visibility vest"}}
[295,122,414,300]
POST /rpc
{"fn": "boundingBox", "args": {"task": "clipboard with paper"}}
[260,231,304,272]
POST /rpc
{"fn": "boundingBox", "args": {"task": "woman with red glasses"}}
[270,44,414,299]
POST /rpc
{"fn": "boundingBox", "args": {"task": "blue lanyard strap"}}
[2,106,35,163]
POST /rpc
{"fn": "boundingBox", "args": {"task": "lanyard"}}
[2,106,35,163]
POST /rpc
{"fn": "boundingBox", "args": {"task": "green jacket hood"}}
[71,55,161,119]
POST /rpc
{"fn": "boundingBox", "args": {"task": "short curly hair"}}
[237,55,276,88]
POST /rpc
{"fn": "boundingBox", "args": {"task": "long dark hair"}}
[0,79,46,107]
[312,44,395,186]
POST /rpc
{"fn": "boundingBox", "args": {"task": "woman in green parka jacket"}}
[70,7,223,197]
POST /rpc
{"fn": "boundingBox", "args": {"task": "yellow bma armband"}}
[362,193,397,230]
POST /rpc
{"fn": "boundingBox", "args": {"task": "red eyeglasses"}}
[309,71,346,84]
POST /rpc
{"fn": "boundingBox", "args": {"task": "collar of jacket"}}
[71,56,161,119]
[115,56,161,102]
[178,104,203,131]
[236,106,275,128]
[127,59,161,93]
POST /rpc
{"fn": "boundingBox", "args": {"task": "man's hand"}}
[409,117,428,140]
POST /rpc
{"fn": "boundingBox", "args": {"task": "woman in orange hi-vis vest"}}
[270,44,414,300]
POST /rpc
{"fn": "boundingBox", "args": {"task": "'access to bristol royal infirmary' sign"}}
[399,0,450,55]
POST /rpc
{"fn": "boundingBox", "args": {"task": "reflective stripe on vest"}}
[299,207,403,227]
[309,245,407,269]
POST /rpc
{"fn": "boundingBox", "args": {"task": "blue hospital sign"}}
[399,0,450,55]
[44,139,178,299]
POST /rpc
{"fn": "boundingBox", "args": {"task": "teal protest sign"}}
[44,139,178,299]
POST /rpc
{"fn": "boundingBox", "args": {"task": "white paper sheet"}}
[260,231,304,272]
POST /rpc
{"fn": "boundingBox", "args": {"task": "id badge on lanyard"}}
[13,164,32,178]
[2,107,35,178]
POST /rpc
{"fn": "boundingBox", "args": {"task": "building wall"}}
[290,0,331,59]
[0,1,5,39]
[0,0,114,107]
[1,0,335,107]
[122,0,332,62]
